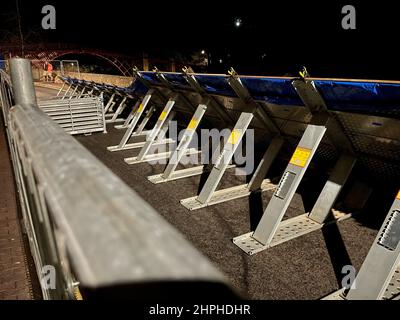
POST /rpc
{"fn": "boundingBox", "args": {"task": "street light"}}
[234,18,242,28]
[201,50,205,55]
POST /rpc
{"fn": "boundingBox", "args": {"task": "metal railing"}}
[38,95,107,135]
[0,58,232,299]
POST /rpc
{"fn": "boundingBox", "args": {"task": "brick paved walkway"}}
[0,115,38,300]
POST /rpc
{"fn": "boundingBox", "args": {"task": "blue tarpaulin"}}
[241,77,304,106]
[140,72,161,85]
[163,73,190,89]
[314,80,400,116]
[195,75,236,97]
[0,54,5,70]
[126,71,400,118]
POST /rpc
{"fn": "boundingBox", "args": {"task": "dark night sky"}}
[1,0,400,78]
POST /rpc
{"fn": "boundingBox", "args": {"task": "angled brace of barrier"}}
[147,68,236,182]
[107,89,158,151]
[154,68,198,113]
[147,68,237,184]
[57,81,67,96]
[108,90,144,125]
[104,92,116,114]
[68,81,83,99]
[104,88,128,123]
[115,101,155,131]
[77,84,87,99]
[131,105,156,138]
[115,68,197,156]
[114,98,142,129]
[114,107,136,129]
[293,79,356,224]
[183,67,234,125]
[233,80,356,255]
[180,71,283,210]
[61,81,74,99]
[229,68,282,135]
[108,100,174,151]
[323,191,400,300]
[113,87,152,130]
[180,110,254,210]
[147,99,210,184]
[109,67,179,152]
[86,82,95,95]
[125,94,200,165]
[106,96,128,123]
[113,69,182,154]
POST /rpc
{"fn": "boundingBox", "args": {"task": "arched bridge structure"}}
[1,44,168,76]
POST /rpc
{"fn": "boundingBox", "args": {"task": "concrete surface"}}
[74,122,382,300]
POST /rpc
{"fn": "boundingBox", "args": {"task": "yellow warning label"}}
[158,111,167,121]
[289,147,312,168]
[187,119,198,130]
[396,190,400,200]
[137,103,144,112]
[227,129,241,145]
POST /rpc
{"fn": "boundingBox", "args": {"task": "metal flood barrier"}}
[61,65,400,300]
[38,95,107,135]
[0,59,233,300]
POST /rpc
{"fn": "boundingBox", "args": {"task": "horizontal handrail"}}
[3,58,232,298]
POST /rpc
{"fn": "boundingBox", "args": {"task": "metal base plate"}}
[321,265,400,300]
[131,130,151,137]
[114,124,129,129]
[107,139,175,152]
[383,265,400,300]
[233,212,351,255]
[124,148,201,165]
[147,164,236,184]
[180,179,276,211]
[321,288,346,300]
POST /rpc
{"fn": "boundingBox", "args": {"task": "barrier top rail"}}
[7,59,229,292]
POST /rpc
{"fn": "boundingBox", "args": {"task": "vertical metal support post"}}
[127,95,177,162]
[162,103,208,179]
[183,69,234,125]
[114,90,153,149]
[77,85,87,98]
[10,58,38,107]
[233,117,329,255]
[308,153,356,223]
[68,84,79,99]
[135,106,155,134]
[104,93,116,114]
[116,100,140,129]
[252,123,327,245]
[155,111,175,142]
[109,96,127,122]
[62,82,73,99]
[189,112,253,207]
[57,82,66,96]
[179,70,283,209]
[345,192,400,300]
[228,69,281,135]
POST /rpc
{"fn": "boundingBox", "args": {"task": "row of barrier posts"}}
[59,66,400,300]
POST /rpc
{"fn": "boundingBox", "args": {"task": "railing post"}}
[10,58,38,107]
